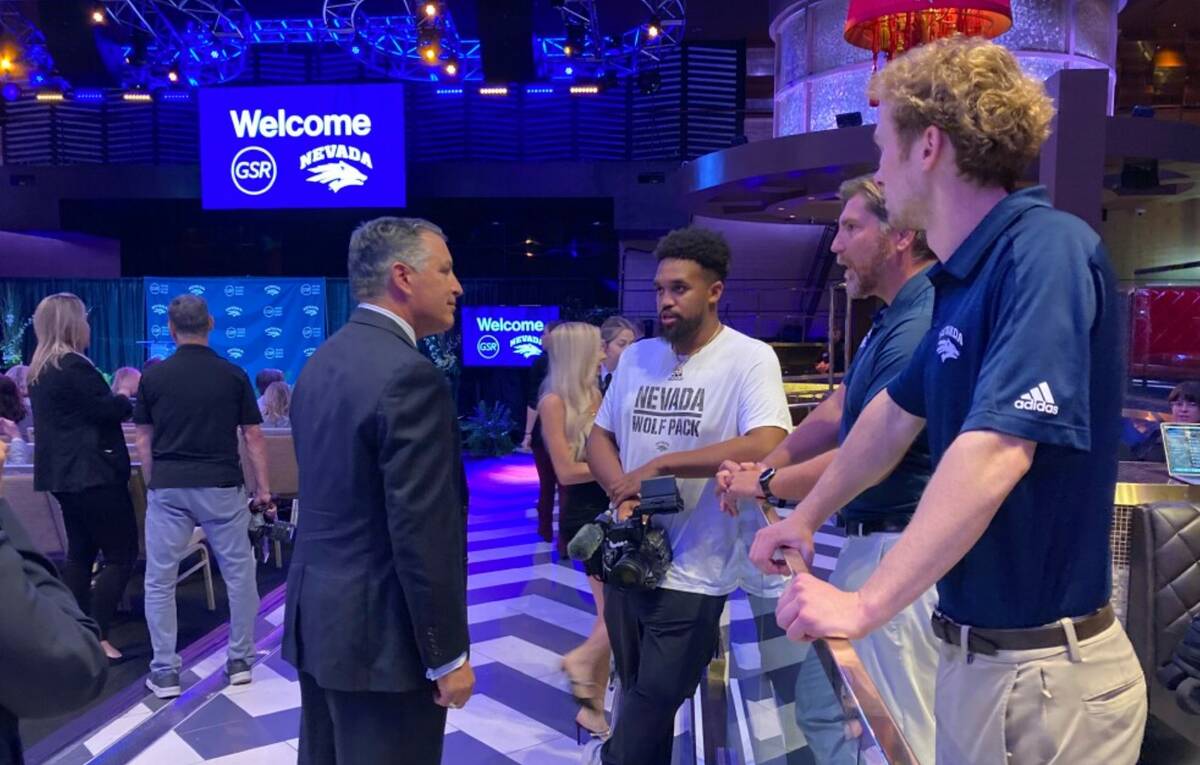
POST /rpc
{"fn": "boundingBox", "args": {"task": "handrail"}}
[775,544,920,765]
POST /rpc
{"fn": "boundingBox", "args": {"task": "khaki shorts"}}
[934,619,1147,764]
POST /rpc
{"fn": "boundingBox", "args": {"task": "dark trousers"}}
[602,586,727,765]
[53,484,138,640]
[297,671,448,765]
[530,429,563,544]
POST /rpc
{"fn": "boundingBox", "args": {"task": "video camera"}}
[568,476,683,591]
[247,495,296,565]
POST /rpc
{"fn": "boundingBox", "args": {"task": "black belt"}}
[930,604,1115,656]
[835,514,910,536]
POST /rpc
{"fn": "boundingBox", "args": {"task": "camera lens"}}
[610,555,650,589]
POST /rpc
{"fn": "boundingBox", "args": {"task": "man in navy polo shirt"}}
[723,174,939,762]
[750,36,1146,763]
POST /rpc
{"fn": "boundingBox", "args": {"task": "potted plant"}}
[459,401,516,458]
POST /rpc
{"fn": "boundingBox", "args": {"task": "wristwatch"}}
[757,467,788,508]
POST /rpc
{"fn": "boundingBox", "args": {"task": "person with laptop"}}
[1123,380,1200,463]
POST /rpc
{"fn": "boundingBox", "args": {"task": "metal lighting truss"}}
[549,0,685,77]
[0,0,57,84]
[322,1,478,82]
[102,0,251,86]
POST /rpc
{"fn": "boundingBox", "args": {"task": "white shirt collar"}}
[358,303,416,345]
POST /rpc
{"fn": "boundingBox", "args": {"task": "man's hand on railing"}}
[749,514,816,576]
[776,573,869,642]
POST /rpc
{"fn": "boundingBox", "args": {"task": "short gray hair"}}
[168,294,211,336]
[348,217,447,300]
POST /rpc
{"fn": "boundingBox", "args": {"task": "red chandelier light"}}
[844,0,1013,66]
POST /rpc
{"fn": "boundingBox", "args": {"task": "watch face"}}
[759,468,775,494]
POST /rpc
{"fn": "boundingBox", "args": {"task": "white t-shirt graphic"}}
[594,327,792,596]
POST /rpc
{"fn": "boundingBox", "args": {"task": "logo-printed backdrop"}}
[145,277,326,383]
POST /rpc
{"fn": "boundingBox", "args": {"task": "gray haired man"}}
[284,217,472,765]
[134,295,271,698]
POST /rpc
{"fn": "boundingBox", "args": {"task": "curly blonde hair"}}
[868,36,1055,191]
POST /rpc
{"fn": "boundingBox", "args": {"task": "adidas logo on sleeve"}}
[1014,382,1059,415]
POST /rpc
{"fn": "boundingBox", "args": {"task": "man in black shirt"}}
[134,295,271,699]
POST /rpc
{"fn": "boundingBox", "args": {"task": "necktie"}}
[601,373,612,394]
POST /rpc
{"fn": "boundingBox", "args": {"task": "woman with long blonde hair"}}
[537,321,612,740]
[261,380,291,428]
[28,293,138,661]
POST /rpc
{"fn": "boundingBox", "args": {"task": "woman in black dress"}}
[28,293,137,661]
[537,321,611,739]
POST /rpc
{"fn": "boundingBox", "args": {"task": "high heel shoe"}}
[563,661,610,743]
[574,705,610,744]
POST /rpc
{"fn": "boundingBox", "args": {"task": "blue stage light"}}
[1,82,21,102]
[436,87,463,95]
[72,89,105,102]
[565,66,573,75]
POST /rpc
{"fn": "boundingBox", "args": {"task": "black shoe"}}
[226,659,253,685]
[145,670,181,699]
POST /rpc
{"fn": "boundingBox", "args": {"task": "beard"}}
[843,237,891,300]
[658,310,704,347]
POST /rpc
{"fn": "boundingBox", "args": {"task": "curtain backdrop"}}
[1,278,145,373]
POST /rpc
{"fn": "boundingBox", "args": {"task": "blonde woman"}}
[110,366,142,398]
[538,321,611,739]
[28,294,137,661]
[261,380,291,428]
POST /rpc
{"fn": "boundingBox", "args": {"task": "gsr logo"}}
[476,334,500,360]
[230,146,277,196]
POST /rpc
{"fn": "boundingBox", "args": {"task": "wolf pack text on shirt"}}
[632,385,706,438]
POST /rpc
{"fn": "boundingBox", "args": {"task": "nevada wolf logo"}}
[306,161,367,193]
[936,337,960,362]
[936,325,964,362]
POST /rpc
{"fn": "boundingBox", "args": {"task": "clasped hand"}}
[714,460,769,516]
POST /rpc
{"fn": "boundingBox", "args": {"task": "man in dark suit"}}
[0,442,108,765]
[285,217,473,765]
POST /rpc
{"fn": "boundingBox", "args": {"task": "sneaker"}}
[226,659,253,686]
[145,670,181,699]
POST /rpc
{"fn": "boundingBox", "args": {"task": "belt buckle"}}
[930,612,953,644]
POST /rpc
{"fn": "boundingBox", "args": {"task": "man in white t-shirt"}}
[585,227,791,765]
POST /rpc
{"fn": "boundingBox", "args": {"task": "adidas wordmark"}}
[1014,382,1059,415]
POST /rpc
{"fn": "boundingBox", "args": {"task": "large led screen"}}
[199,84,405,209]
[462,306,560,368]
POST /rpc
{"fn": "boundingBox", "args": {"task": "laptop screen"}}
[1161,423,1200,482]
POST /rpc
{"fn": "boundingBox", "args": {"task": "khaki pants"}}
[934,619,1147,764]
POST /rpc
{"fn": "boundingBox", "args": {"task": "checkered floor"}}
[47,456,843,765]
